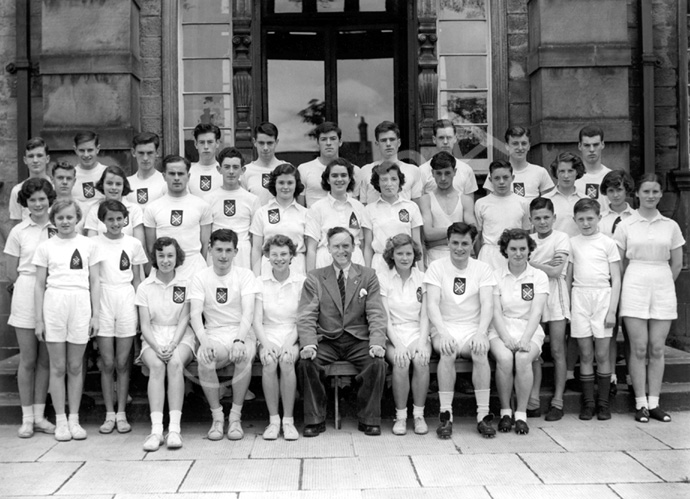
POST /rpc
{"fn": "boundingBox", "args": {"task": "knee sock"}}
[439,391,453,419]
[168,410,181,433]
[515,411,527,423]
[527,397,541,411]
[395,409,407,421]
[581,373,595,407]
[635,397,649,410]
[550,398,564,410]
[597,371,612,407]
[33,404,46,423]
[648,396,660,410]
[210,406,224,422]
[68,414,80,428]
[475,389,491,422]
[104,411,116,422]
[229,403,243,422]
[151,411,164,435]
[412,405,425,419]
[21,406,34,424]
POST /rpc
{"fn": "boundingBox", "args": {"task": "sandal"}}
[648,407,671,422]
[635,407,650,423]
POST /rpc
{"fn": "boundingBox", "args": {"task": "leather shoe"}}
[357,422,381,436]
[303,421,326,437]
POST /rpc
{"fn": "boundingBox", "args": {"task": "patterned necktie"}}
[612,216,622,234]
[338,269,346,308]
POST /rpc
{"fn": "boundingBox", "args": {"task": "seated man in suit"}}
[297,226,388,436]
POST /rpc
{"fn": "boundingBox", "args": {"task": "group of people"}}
[4,119,684,451]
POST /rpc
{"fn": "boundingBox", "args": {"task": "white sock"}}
[229,403,243,422]
[395,409,407,420]
[282,416,294,425]
[211,406,224,422]
[475,389,491,422]
[151,411,164,435]
[68,414,80,427]
[635,397,648,410]
[168,410,181,433]
[104,411,116,422]
[269,414,280,425]
[648,396,660,410]
[33,404,46,423]
[439,391,453,414]
[500,408,512,418]
[116,411,127,421]
[21,406,34,424]
[55,414,67,426]
[515,411,527,423]
[412,405,425,419]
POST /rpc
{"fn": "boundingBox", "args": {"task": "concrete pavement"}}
[1,411,689,498]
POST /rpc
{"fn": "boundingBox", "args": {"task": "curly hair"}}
[267,163,304,198]
[550,152,585,180]
[151,237,185,269]
[321,158,356,192]
[95,165,132,197]
[382,233,422,269]
[17,178,56,208]
[262,234,297,258]
[498,228,536,259]
[370,161,406,193]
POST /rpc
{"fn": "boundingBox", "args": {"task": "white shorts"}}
[388,322,422,349]
[478,244,506,271]
[262,324,297,348]
[315,245,364,269]
[542,276,571,322]
[99,285,137,338]
[198,325,257,366]
[43,288,91,344]
[571,287,613,339]
[177,253,209,280]
[8,274,36,329]
[139,324,196,358]
[435,322,479,354]
[372,253,389,276]
[488,317,545,352]
[260,252,305,277]
[620,262,677,320]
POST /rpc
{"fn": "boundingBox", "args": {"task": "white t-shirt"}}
[84,199,144,237]
[4,218,57,276]
[143,194,213,258]
[206,186,261,241]
[189,265,260,329]
[544,188,586,238]
[135,271,190,327]
[95,234,148,287]
[569,232,620,288]
[420,158,477,195]
[492,264,549,320]
[242,160,282,206]
[32,234,103,291]
[72,162,107,215]
[529,230,570,278]
[366,197,423,254]
[189,162,223,199]
[379,266,425,325]
[423,257,496,325]
[126,172,167,207]
[356,160,423,204]
[305,194,371,248]
[575,165,612,206]
[298,158,330,207]
[474,192,529,246]
[250,199,308,254]
[483,163,554,200]
[614,210,686,263]
[257,272,306,328]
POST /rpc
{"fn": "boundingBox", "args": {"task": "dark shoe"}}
[635,407,650,423]
[545,406,564,422]
[526,407,541,418]
[498,415,513,433]
[565,379,582,392]
[609,381,618,398]
[477,414,496,438]
[436,411,453,439]
[579,404,595,421]
[514,419,529,435]
[648,407,671,422]
[597,406,612,421]
[357,422,381,436]
[303,422,326,437]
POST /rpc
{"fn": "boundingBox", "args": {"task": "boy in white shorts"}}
[190,229,261,441]
[567,198,621,421]
[94,200,148,434]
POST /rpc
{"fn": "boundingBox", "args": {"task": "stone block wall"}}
[139,0,163,155]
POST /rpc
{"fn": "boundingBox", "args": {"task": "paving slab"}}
[250,430,355,459]
[0,430,58,462]
[57,460,192,495]
[3,496,112,499]
[143,426,255,460]
[117,495,236,499]
[241,491,362,499]
[628,449,690,481]
[0,462,82,496]
[541,423,670,452]
[520,451,661,484]
[353,430,458,456]
[361,487,490,499]
[611,483,690,499]
[179,459,301,493]
[40,425,147,462]
[302,456,419,490]
[638,423,690,449]
[453,426,565,454]
[413,454,541,486]
[487,484,620,499]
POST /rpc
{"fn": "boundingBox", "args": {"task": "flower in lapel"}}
[358,287,368,301]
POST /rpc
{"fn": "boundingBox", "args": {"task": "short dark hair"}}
[635,173,663,193]
[74,130,99,147]
[152,237,185,269]
[550,152,585,179]
[96,165,133,196]
[504,126,530,143]
[601,170,634,196]
[573,198,601,216]
[132,132,160,149]
[374,120,400,141]
[370,161,406,193]
[432,119,455,136]
[163,154,191,172]
[327,226,355,245]
[50,199,82,224]
[578,125,604,143]
[52,160,76,177]
[97,199,129,222]
[489,159,513,176]
[321,158,356,192]
[447,222,478,241]
[217,146,245,166]
[254,122,279,139]
[262,234,297,258]
[529,196,554,214]
[430,151,456,171]
[25,137,49,155]
[498,228,536,259]
[267,163,304,198]
[18,178,56,207]
[209,228,238,248]
[382,233,422,269]
[193,123,221,140]
[315,121,342,140]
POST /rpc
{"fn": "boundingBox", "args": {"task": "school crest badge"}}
[416,286,423,303]
[513,183,525,197]
[172,286,186,304]
[82,182,96,199]
[349,212,360,229]
[453,277,466,295]
[70,249,83,270]
[399,209,410,223]
[170,210,183,226]
[136,188,148,204]
[268,208,280,224]
[47,227,58,238]
[262,173,270,188]
[216,287,228,304]
[521,283,534,301]
[200,175,212,192]
[585,184,599,199]
[224,199,236,217]
[119,250,131,271]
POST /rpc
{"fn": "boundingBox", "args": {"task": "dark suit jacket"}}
[297,263,387,349]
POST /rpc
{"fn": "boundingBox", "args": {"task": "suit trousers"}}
[298,332,387,426]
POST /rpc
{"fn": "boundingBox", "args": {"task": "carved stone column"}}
[417,18,438,151]
[233,1,253,156]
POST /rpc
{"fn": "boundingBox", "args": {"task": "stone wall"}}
[139,0,163,154]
